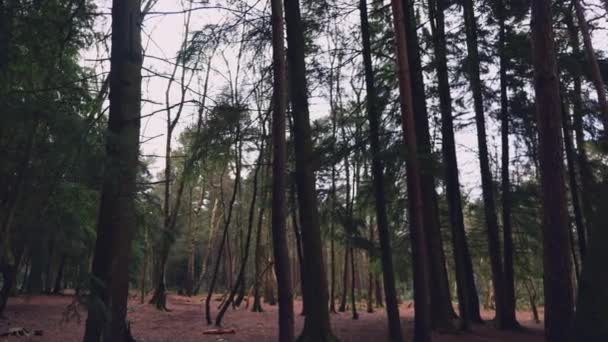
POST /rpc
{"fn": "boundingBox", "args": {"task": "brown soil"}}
[0,294,544,342]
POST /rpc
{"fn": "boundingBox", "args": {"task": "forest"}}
[1,0,607,341]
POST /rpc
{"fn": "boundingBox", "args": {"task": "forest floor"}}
[1,293,544,342]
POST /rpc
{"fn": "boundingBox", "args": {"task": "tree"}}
[359,0,405,339]
[82,0,142,340]
[402,0,456,330]
[427,0,482,327]
[572,0,608,133]
[496,0,518,328]
[461,0,508,327]
[269,0,295,337]
[390,0,431,340]
[530,1,575,341]
[283,0,336,338]
[149,7,198,309]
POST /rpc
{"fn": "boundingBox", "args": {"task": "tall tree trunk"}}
[82,0,142,339]
[574,178,608,340]
[359,0,404,339]
[194,197,220,294]
[329,88,338,314]
[290,182,306,315]
[0,266,16,316]
[283,0,335,339]
[185,188,195,296]
[339,247,349,312]
[150,8,194,308]
[497,0,518,328]
[52,254,66,294]
[44,237,55,293]
[565,8,595,243]
[572,4,608,329]
[461,0,507,327]
[402,0,456,330]
[375,275,383,307]
[27,242,44,294]
[252,162,269,313]
[573,0,608,132]
[524,280,540,324]
[205,131,241,325]
[428,0,481,327]
[561,101,587,262]
[531,2,575,341]
[349,246,359,320]
[140,227,149,304]
[366,220,374,314]
[215,131,266,326]
[390,0,431,340]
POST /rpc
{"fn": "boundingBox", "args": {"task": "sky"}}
[85,0,608,198]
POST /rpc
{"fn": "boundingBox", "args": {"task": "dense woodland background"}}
[1,0,608,341]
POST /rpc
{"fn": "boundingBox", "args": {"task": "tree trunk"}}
[390,0,431,339]
[573,0,608,132]
[375,274,383,308]
[561,101,587,263]
[366,221,374,314]
[283,0,335,338]
[574,189,608,340]
[0,265,16,316]
[461,0,507,327]
[27,244,44,295]
[531,2,575,341]
[140,229,149,304]
[215,127,266,326]
[524,280,540,324]
[252,163,269,313]
[329,111,337,315]
[52,254,66,295]
[497,0,518,328]
[184,188,196,297]
[359,0,404,339]
[82,0,141,340]
[403,0,456,330]
[349,247,359,320]
[339,245,349,312]
[428,0,481,327]
[194,197,220,294]
[290,182,306,315]
[205,131,241,325]
[565,8,595,244]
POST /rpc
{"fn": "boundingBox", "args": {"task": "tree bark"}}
[461,0,507,327]
[531,2,575,341]
[215,130,266,326]
[290,182,306,315]
[349,246,359,320]
[283,0,335,339]
[497,0,518,328]
[366,220,374,314]
[403,0,456,330]
[358,0,404,339]
[82,0,142,339]
[52,254,66,295]
[390,0,432,339]
[565,7,595,243]
[251,177,266,312]
[573,0,608,133]
[339,247,349,313]
[427,0,481,327]
[561,100,587,263]
[205,131,241,325]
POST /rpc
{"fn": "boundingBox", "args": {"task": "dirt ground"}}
[1,294,544,342]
